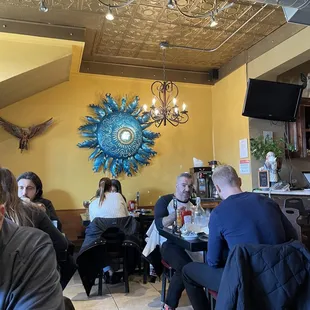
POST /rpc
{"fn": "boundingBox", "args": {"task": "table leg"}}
[203,251,206,263]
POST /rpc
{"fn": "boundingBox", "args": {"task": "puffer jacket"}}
[216,241,310,310]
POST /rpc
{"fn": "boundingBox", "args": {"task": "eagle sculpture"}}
[0,117,53,152]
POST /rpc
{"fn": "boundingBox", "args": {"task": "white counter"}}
[253,189,310,196]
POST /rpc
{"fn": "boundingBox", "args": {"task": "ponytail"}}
[98,177,112,206]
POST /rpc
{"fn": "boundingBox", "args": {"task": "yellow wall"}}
[0,73,213,209]
[211,65,252,191]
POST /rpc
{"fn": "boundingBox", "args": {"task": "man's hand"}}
[35,203,46,212]
[162,212,175,227]
[162,206,186,227]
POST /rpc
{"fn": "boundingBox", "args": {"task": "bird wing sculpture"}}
[0,117,53,152]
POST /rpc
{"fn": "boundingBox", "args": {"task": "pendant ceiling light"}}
[143,42,189,128]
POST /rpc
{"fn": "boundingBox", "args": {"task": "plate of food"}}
[181,231,198,241]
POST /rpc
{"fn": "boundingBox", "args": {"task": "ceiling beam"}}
[80,61,215,85]
[0,18,85,42]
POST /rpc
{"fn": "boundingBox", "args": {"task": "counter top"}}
[253,189,310,196]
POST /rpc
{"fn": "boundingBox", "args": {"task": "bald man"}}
[182,165,297,310]
[0,203,65,310]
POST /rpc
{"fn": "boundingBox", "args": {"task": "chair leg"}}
[123,248,129,293]
[143,258,149,284]
[98,270,103,296]
[210,296,214,310]
[161,271,167,305]
[138,255,142,275]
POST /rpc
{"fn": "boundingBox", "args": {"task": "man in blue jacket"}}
[182,165,298,310]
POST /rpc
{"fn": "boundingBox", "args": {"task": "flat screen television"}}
[242,79,303,122]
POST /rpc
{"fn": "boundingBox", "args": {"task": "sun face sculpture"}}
[77,94,160,177]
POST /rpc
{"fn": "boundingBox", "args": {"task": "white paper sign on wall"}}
[239,159,251,174]
[239,139,249,159]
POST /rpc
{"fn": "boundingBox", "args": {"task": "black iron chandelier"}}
[143,43,189,128]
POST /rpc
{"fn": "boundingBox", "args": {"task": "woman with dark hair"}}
[111,179,127,202]
[0,168,67,258]
[89,177,128,221]
[17,171,62,230]
[2,168,76,290]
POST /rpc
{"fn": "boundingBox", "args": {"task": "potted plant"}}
[250,136,295,169]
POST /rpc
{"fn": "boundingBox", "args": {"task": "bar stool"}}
[161,259,175,305]
[208,289,218,310]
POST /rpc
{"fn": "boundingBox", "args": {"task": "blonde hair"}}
[212,165,239,187]
[98,177,112,206]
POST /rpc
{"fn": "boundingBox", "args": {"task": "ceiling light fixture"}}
[210,14,218,27]
[167,0,175,9]
[174,0,233,19]
[105,6,114,20]
[39,0,48,12]
[143,42,189,127]
[98,0,136,21]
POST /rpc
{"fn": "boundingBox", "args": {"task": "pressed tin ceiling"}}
[0,0,287,73]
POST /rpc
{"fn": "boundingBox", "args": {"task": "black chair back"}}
[285,198,307,215]
[102,227,126,268]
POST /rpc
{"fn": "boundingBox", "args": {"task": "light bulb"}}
[155,109,159,116]
[174,107,179,114]
[106,7,114,21]
[152,98,156,106]
[210,16,218,27]
[182,103,186,111]
[173,98,177,106]
[167,0,175,9]
[143,104,147,112]
[39,0,48,12]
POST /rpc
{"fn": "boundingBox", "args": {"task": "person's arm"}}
[36,210,68,261]
[39,199,63,231]
[11,235,65,310]
[154,195,173,230]
[43,199,58,221]
[207,210,226,268]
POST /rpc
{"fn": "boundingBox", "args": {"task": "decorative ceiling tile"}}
[139,0,164,7]
[0,0,288,72]
[117,49,139,57]
[135,4,164,21]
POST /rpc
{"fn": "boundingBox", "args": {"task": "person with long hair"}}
[17,171,62,230]
[0,190,65,309]
[89,177,128,221]
[0,168,67,259]
[111,179,127,202]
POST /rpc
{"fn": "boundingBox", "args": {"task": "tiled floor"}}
[64,272,193,310]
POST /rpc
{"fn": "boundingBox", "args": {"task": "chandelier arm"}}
[97,0,136,9]
[166,118,180,127]
[151,81,165,104]
[163,3,267,53]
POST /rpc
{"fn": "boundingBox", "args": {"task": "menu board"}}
[258,170,270,188]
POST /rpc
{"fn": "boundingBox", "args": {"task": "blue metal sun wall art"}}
[77,94,160,177]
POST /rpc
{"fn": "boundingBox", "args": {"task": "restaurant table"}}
[158,227,208,261]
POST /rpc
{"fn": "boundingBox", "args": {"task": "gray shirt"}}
[0,219,64,310]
